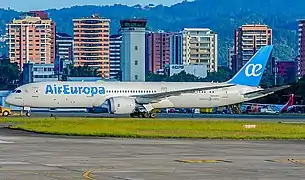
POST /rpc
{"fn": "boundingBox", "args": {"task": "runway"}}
[1,126,305,179]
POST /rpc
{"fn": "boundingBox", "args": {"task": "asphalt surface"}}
[1,126,305,179]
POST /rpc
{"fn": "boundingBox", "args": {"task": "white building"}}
[181,28,218,72]
[23,63,58,84]
[169,64,208,78]
[120,19,147,82]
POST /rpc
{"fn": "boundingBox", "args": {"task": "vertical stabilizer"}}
[227,45,273,87]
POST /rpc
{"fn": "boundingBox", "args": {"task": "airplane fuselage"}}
[6,81,260,109]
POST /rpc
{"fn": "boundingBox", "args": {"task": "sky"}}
[0,0,184,11]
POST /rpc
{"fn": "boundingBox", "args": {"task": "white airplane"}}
[5,45,289,118]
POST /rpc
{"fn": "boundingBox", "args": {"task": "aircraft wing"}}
[133,84,235,104]
[243,85,290,99]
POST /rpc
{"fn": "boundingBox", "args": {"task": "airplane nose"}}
[5,95,14,105]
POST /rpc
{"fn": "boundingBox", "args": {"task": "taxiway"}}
[0,126,305,179]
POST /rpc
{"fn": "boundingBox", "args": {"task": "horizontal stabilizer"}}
[243,85,290,99]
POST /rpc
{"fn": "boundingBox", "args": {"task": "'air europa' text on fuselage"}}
[45,85,105,96]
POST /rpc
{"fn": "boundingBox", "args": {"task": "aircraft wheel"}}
[130,113,137,118]
[142,112,149,118]
[2,111,9,117]
[149,113,156,118]
[25,111,31,117]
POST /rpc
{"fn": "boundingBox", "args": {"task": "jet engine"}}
[107,97,136,114]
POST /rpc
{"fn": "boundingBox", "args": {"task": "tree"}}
[203,67,233,82]
[146,67,233,83]
[260,72,275,88]
[68,65,100,77]
[0,58,21,90]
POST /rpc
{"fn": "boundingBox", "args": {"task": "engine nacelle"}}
[108,97,136,114]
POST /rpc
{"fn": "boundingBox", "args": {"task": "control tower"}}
[120,19,147,82]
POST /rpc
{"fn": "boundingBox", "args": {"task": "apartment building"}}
[7,11,56,69]
[181,28,218,72]
[73,14,110,78]
[234,24,272,73]
[146,32,172,74]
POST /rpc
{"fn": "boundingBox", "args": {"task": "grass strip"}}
[1,117,305,139]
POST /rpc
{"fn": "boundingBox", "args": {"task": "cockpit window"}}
[16,90,22,93]
[12,89,16,93]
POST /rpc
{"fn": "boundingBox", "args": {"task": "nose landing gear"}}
[22,107,31,117]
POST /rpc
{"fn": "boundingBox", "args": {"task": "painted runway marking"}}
[0,140,14,144]
[0,162,30,165]
[83,170,95,180]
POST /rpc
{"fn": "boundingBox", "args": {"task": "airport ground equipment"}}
[0,106,12,117]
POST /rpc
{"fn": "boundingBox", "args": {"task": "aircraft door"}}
[222,88,229,99]
[161,87,167,93]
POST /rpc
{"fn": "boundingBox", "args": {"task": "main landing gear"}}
[130,105,156,118]
[130,111,156,118]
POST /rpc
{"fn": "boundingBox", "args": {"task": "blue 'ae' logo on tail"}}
[227,45,273,87]
[245,64,263,77]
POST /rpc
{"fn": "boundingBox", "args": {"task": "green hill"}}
[0,0,304,64]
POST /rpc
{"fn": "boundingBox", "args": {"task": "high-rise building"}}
[298,20,305,78]
[7,11,56,69]
[73,14,110,78]
[146,32,172,74]
[120,19,147,82]
[110,34,122,80]
[234,24,272,73]
[170,33,183,65]
[26,11,56,63]
[180,28,218,72]
[56,33,73,62]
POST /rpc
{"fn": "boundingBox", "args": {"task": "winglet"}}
[227,45,273,87]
